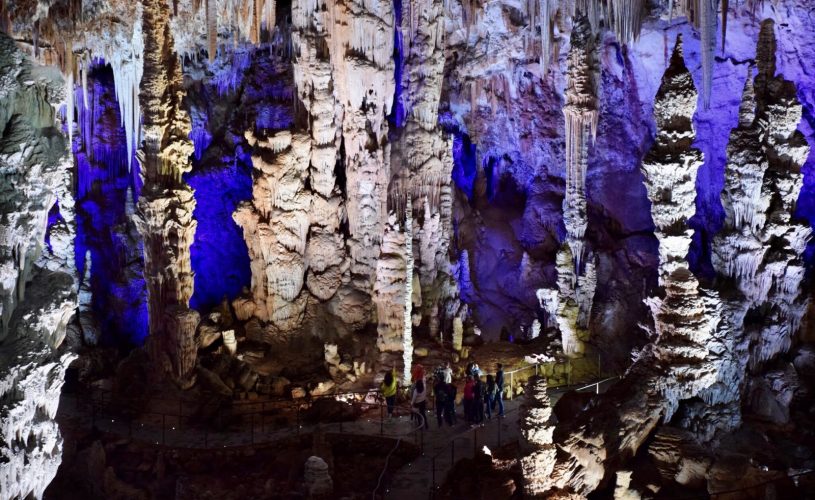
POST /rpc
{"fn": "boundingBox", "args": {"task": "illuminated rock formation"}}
[234,130,311,332]
[135,0,199,389]
[542,37,720,496]
[393,0,458,340]
[690,19,812,439]
[0,32,77,500]
[542,15,599,358]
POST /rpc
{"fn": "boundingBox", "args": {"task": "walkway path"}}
[57,378,617,498]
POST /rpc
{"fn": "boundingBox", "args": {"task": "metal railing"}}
[61,386,428,449]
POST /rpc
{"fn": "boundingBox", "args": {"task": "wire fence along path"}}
[57,364,620,498]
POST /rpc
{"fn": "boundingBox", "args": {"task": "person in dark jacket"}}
[434,377,448,428]
[473,375,485,426]
[445,382,457,425]
[493,363,505,417]
[484,374,497,420]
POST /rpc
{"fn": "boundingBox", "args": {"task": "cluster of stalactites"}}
[562,13,598,271]
[199,0,277,62]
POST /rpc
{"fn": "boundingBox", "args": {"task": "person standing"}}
[494,363,505,417]
[484,374,497,420]
[381,367,398,418]
[433,376,448,428]
[411,378,429,429]
[463,375,475,425]
[442,362,453,384]
[473,374,485,426]
[445,381,457,425]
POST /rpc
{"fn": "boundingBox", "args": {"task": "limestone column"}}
[135,0,199,389]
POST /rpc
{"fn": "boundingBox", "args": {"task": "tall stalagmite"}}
[135,0,200,389]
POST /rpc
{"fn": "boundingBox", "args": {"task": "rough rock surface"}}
[0,31,77,500]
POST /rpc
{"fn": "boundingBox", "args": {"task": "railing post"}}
[179,400,182,431]
[509,372,514,400]
[431,456,436,498]
[380,404,384,435]
[498,417,501,446]
[297,406,301,435]
[162,414,166,445]
[473,428,478,457]
[251,413,254,445]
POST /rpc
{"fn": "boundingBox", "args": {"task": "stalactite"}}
[207,0,217,62]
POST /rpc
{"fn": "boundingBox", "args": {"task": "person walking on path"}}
[463,375,475,425]
[381,367,398,418]
[493,363,505,417]
[484,374,497,420]
[411,378,429,430]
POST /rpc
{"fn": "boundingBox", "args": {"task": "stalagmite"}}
[402,202,414,385]
[520,376,557,496]
[233,131,311,331]
[374,213,408,353]
[136,0,200,389]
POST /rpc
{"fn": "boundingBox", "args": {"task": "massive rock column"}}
[541,15,599,358]
[0,32,77,499]
[540,37,719,497]
[135,0,199,389]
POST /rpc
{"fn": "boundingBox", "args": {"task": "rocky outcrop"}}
[135,0,199,389]
[0,32,77,499]
[687,19,813,440]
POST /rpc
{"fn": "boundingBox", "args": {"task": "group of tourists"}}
[460,362,505,427]
[379,361,506,430]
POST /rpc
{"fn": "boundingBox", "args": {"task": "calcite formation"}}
[520,376,557,496]
[694,19,812,438]
[135,0,200,389]
[541,38,721,496]
[0,32,76,500]
[541,15,599,358]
